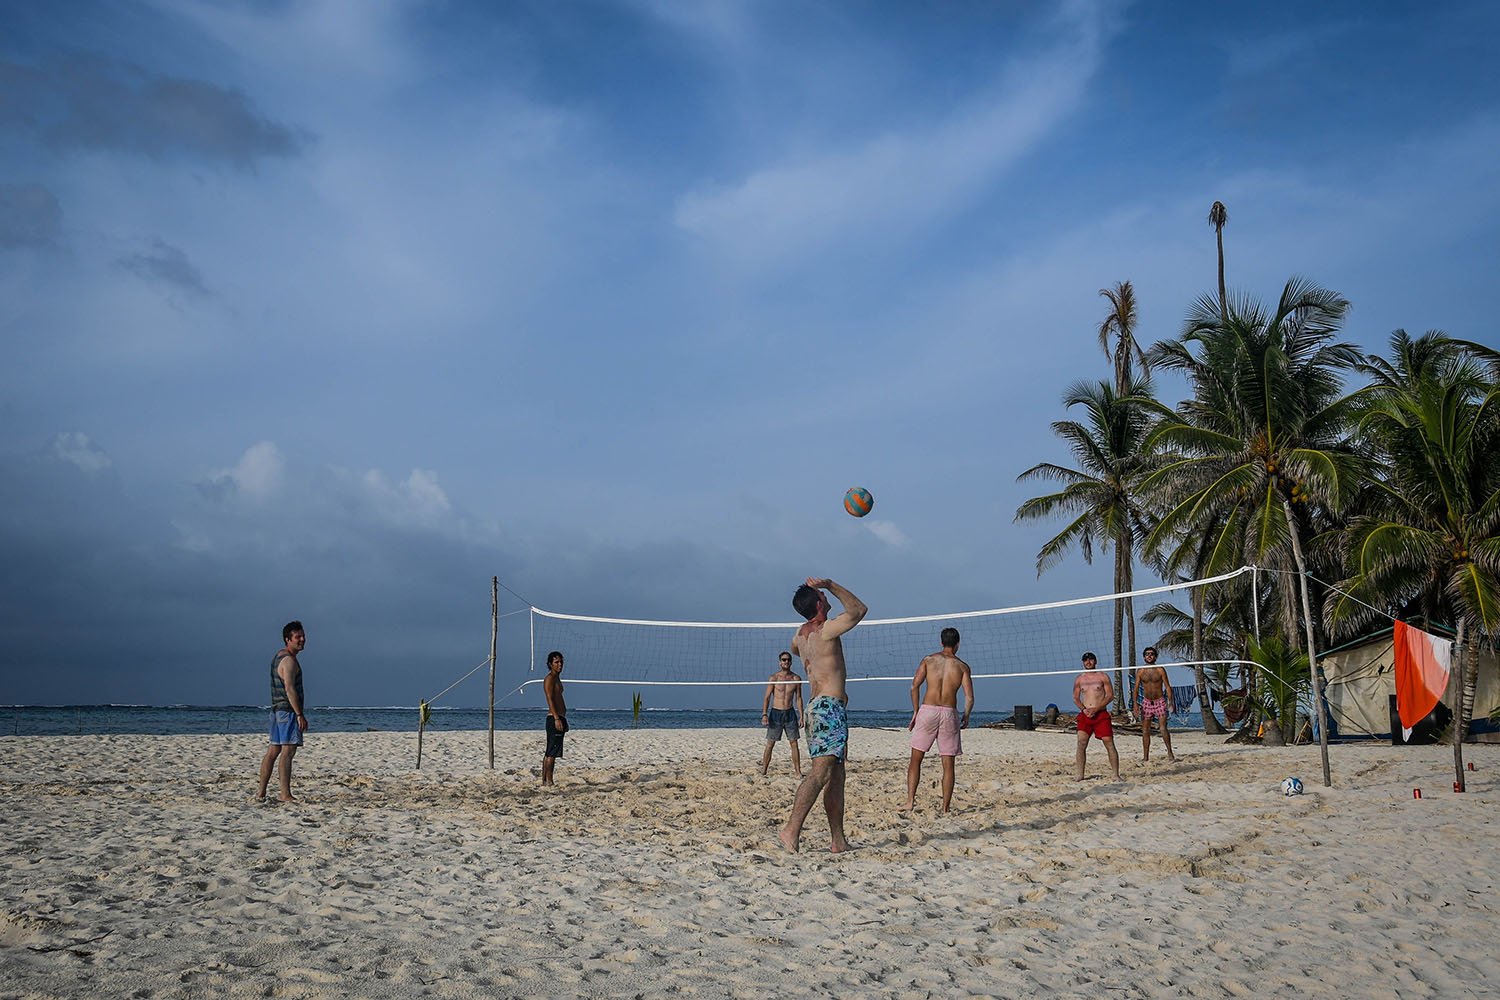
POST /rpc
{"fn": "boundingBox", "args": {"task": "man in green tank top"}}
[256,621,308,802]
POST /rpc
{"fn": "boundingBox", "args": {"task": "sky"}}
[3,0,1498,713]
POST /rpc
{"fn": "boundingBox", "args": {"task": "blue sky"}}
[2,0,1497,712]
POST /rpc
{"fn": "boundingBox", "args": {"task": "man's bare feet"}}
[829,837,848,854]
[778,826,799,853]
[278,795,299,803]
[1167,754,1178,762]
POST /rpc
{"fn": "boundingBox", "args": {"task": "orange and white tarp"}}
[1393,620,1452,740]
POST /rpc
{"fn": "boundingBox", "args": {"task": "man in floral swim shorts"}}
[1131,645,1177,762]
[779,577,867,854]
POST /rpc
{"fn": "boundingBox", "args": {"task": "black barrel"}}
[1014,704,1034,731]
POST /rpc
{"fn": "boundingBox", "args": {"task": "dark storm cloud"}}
[0,53,308,167]
[0,182,61,247]
[0,435,803,708]
[117,239,211,298]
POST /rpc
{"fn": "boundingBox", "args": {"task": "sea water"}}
[0,704,1204,737]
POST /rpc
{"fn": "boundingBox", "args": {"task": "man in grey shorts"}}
[760,651,805,777]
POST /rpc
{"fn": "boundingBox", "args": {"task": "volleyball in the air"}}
[843,486,874,518]
[1280,776,1304,797]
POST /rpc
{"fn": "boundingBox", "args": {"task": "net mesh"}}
[524,567,1253,690]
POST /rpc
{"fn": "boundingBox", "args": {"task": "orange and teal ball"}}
[843,487,874,518]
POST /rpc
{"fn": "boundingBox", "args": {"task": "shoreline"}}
[3,729,1496,998]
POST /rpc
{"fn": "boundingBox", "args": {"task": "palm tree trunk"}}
[1112,551,1126,714]
[1451,620,1474,791]
[1283,499,1331,786]
[1216,228,1227,324]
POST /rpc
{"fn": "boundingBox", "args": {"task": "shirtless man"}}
[1132,645,1176,762]
[256,620,308,803]
[779,577,867,853]
[760,651,806,777]
[904,627,974,814]
[541,650,567,786]
[1072,650,1120,781]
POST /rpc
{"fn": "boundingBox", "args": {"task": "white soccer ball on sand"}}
[1280,776,1304,796]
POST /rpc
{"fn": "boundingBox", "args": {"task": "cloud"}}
[864,519,909,548]
[0,53,308,166]
[1223,25,1347,79]
[0,183,63,248]
[358,467,454,527]
[197,441,284,502]
[117,238,211,297]
[51,431,112,473]
[671,2,1115,266]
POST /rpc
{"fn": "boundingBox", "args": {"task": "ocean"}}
[0,704,1205,737]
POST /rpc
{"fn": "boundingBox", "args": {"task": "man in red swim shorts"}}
[1072,651,1120,781]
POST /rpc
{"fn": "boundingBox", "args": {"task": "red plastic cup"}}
[1468,762,1475,771]
[1454,782,1464,793]
[1413,788,1422,799]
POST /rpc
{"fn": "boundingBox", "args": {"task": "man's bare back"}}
[789,578,866,702]
[916,651,971,709]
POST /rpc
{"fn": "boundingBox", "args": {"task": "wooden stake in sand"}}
[417,699,430,769]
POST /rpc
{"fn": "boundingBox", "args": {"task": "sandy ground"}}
[1,725,1497,999]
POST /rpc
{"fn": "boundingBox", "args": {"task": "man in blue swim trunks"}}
[256,620,308,803]
[780,577,867,853]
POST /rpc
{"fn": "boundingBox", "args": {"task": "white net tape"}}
[520,567,1254,689]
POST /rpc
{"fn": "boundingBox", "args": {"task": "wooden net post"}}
[489,576,498,769]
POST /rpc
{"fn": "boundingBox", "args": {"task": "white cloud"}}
[200,440,284,501]
[865,519,909,548]
[52,431,113,473]
[360,467,453,525]
[672,2,1116,267]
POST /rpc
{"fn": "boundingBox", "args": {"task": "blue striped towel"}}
[1171,685,1198,715]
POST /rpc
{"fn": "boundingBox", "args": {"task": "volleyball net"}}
[516,567,1257,694]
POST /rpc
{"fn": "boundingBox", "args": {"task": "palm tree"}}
[1016,377,1157,712]
[1096,280,1152,704]
[1141,277,1366,780]
[1330,330,1500,788]
[1098,281,1149,395]
[1208,201,1228,323]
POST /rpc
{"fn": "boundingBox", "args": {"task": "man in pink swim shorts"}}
[1131,645,1177,762]
[904,627,974,814]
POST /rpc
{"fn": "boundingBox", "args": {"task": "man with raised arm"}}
[256,620,308,803]
[779,577,867,853]
[1072,650,1120,781]
[760,650,806,777]
[1132,645,1177,762]
[904,627,974,814]
[541,650,567,786]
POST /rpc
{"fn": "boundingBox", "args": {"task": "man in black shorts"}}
[760,651,805,777]
[542,650,567,785]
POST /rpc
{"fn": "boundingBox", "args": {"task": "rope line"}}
[1305,572,1399,625]
[422,657,492,706]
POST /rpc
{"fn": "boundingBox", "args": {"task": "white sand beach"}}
[1,726,1497,999]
